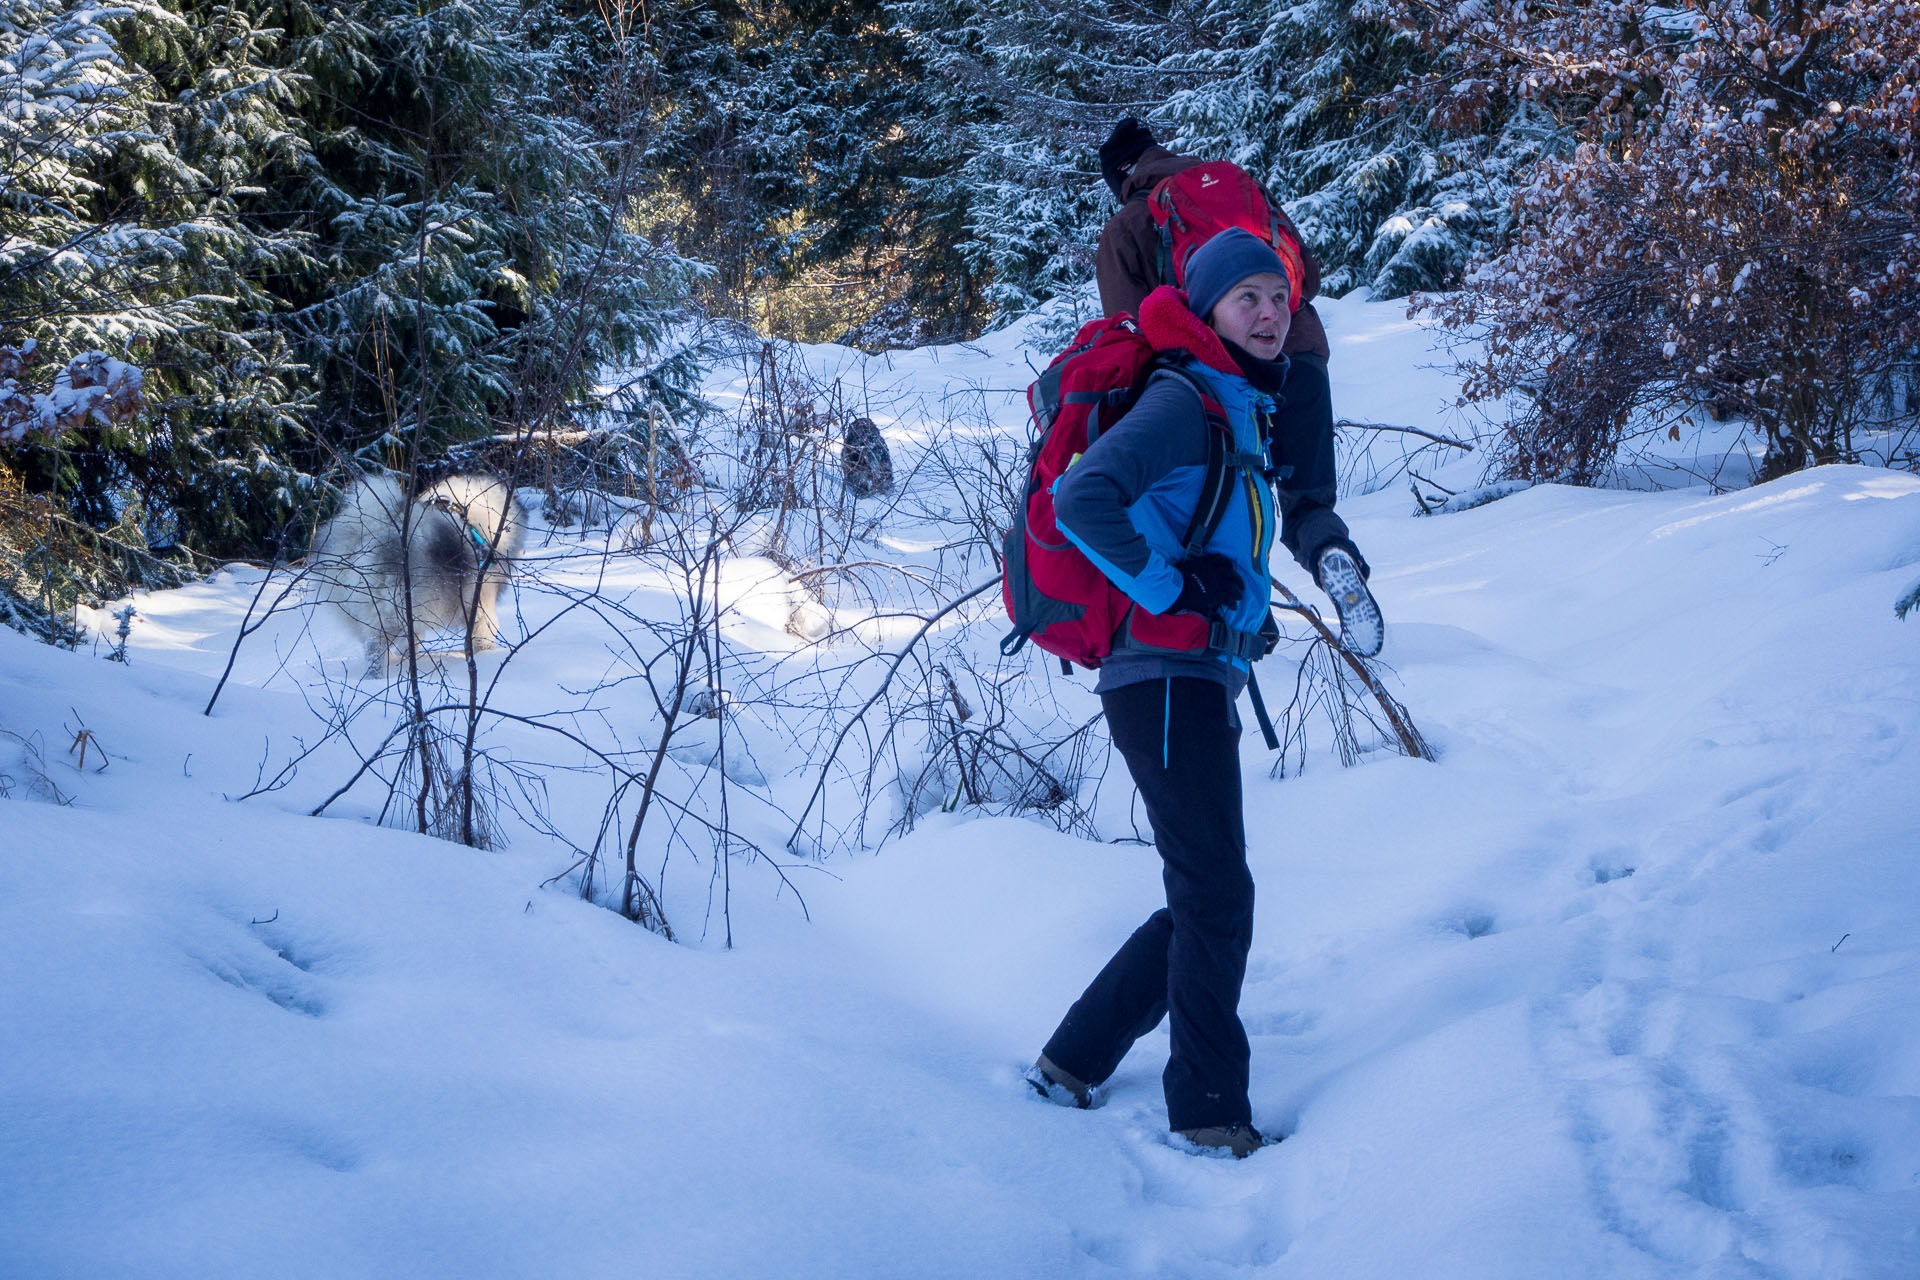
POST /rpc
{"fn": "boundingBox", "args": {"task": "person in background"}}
[1094,117,1380,655]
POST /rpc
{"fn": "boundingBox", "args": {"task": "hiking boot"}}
[1024,1055,1094,1110]
[1175,1121,1273,1159]
[1316,545,1384,657]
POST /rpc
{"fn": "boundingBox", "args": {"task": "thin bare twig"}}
[787,575,1002,850]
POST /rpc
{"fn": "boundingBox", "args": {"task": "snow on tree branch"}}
[0,341,145,442]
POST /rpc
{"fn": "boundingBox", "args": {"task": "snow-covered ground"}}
[4,299,1919,1278]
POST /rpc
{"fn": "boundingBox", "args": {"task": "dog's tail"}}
[312,473,410,559]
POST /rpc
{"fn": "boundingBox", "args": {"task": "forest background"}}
[2,0,1916,640]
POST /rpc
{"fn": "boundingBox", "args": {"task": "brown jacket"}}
[1095,146,1330,361]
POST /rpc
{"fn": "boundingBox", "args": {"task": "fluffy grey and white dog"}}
[309,473,526,674]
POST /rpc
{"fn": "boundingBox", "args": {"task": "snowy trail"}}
[5,303,1919,1277]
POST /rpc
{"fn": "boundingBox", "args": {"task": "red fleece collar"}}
[1138,286,1241,376]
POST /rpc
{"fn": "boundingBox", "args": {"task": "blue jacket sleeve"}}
[1051,374,1210,615]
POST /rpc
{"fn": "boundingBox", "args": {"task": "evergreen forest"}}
[3,0,1916,637]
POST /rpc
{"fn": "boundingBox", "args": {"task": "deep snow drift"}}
[3,298,1919,1279]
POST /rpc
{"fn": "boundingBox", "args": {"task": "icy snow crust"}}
[5,298,1920,1278]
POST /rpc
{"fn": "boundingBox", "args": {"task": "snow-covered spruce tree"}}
[1158,0,1558,298]
[1395,0,1920,483]
[887,0,1163,328]
[889,0,1552,329]
[763,2,968,342]
[263,0,698,466]
[475,0,710,438]
[72,0,313,553]
[610,0,937,341]
[1,0,310,578]
[0,0,154,348]
[244,0,705,470]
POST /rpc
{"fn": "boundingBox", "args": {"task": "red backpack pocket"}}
[1149,162,1307,314]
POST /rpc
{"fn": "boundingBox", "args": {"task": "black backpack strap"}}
[1146,365,1235,560]
[1244,669,1280,751]
[1136,360,1244,560]
[1185,415,1233,560]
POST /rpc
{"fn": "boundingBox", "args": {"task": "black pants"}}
[1271,354,1351,573]
[1041,677,1254,1131]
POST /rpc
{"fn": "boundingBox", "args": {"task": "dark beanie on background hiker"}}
[1100,118,1156,197]
[1183,228,1292,323]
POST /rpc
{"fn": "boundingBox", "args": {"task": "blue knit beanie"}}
[1184,228,1290,322]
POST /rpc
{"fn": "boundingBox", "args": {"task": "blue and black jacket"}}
[1052,291,1284,696]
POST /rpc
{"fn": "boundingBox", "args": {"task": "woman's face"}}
[1208,272,1291,362]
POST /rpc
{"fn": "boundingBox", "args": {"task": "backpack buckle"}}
[1206,617,1268,661]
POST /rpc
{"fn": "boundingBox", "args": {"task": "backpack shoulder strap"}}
[1147,363,1235,560]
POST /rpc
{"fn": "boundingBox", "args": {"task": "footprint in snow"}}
[1439,910,1498,940]
[193,913,338,1018]
[1242,1007,1321,1037]
[1075,1126,1292,1268]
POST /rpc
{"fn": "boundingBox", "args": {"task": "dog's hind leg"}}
[360,634,388,681]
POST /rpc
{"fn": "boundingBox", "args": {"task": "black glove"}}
[1170,553,1244,618]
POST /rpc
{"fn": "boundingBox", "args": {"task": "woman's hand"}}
[1171,553,1244,618]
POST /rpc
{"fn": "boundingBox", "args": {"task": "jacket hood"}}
[1118,146,1198,202]
[1139,285,1242,378]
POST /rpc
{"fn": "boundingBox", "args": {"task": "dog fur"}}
[309,474,526,674]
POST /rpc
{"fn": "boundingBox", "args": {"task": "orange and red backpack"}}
[1146,162,1307,313]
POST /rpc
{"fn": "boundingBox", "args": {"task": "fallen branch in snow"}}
[1335,418,1475,452]
[1270,577,1435,765]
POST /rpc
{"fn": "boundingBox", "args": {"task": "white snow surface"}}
[5,297,1920,1278]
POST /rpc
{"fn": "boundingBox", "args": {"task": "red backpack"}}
[1146,162,1307,314]
[999,314,1240,669]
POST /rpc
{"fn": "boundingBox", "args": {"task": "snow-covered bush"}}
[1399,0,1920,483]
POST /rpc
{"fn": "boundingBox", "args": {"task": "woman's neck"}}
[1219,337,1290,393]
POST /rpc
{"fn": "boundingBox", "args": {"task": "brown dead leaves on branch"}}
[0,340,156,639]
[1385,0,1920,481]
[0,341,146,444]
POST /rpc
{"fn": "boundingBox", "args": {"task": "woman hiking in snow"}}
[1023,228,1379,1157]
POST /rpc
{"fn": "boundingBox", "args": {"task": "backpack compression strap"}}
[1157,366,1284,750]
[1150,367,1264,560]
